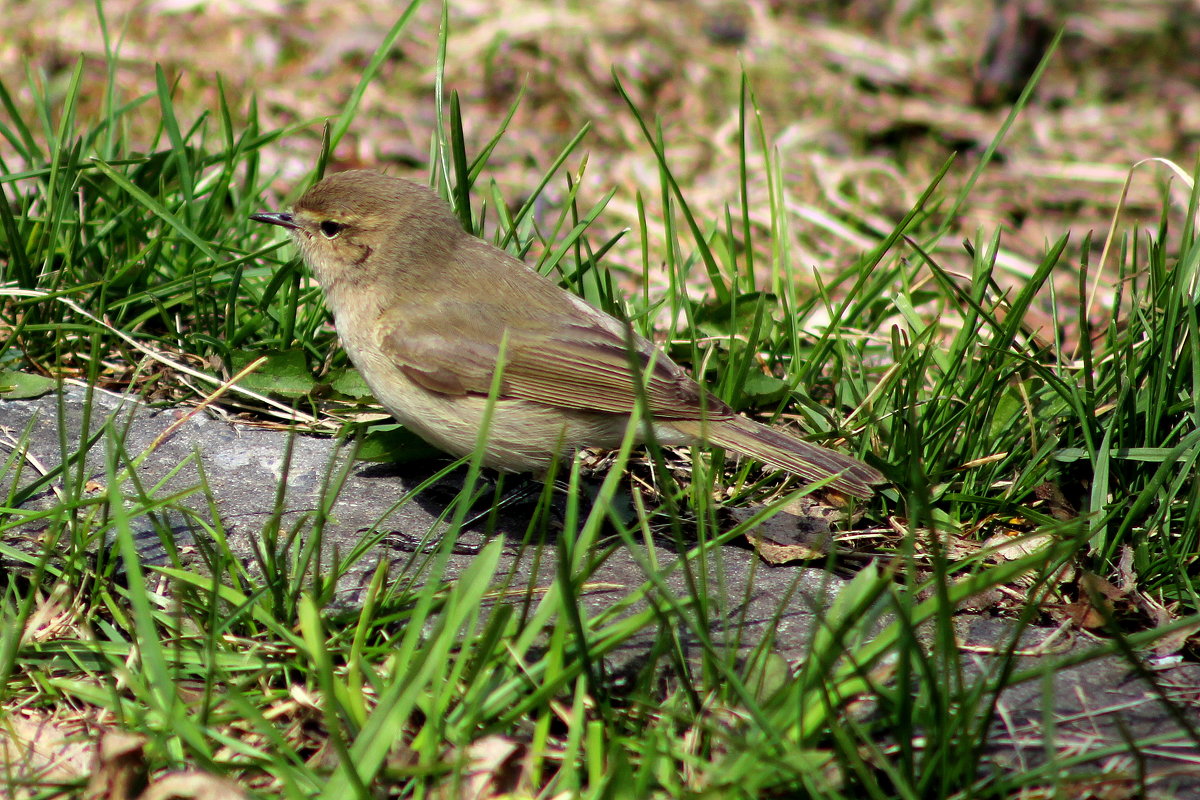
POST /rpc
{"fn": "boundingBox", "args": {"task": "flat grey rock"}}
[0,387,850,669]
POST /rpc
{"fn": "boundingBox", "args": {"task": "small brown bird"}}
[251,171,884,498]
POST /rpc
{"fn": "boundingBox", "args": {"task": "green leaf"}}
[988,384,1025,440]
[0,370,56,399]
[229,350,316,399]
[739,371,789,406]
[694,291,779,339]
[328,367,373,400]
[353,423,442,463]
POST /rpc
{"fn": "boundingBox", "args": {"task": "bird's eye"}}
[319,220,345,239]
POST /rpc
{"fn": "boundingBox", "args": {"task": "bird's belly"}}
[355,360,630,474]
[391,392,634,474]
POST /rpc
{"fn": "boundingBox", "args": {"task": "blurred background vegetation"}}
[5,0,1198,330]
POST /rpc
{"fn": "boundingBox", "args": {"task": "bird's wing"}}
[377,300,724,421]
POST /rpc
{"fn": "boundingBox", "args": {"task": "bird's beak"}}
[250,211,299,230]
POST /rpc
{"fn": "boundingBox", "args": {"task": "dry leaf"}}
[982,528,1075,586]
[1056,571,1126,629]
[459,735,520,800]
[21,583,79,644]
[730,503,837,565]
[1116,544,1137,592]
[138,771,251,800]
[84,731,148,800]
[1032,482,1078,521]
[0,711,94,786]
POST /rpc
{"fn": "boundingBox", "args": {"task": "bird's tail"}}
[672,416,884,499]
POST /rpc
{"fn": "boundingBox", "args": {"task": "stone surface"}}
[0,388,850,665]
